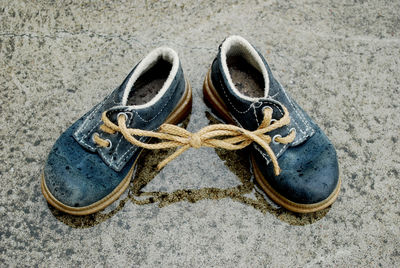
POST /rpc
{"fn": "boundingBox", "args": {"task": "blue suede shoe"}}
[203,36,340,213]
[42,47,192,215]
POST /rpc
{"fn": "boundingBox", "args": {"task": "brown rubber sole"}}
[203,69,341,213]
[251,157,341,213]
[41,80,193,215]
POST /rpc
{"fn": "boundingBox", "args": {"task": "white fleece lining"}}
[220,35,270,101]
[122,47,180,109]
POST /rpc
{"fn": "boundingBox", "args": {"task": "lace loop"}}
[94,105,296,175]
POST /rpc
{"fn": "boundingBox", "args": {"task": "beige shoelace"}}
[93,106,296,176]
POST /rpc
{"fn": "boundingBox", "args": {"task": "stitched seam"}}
[112,136,146,168]
[256,101,285,126]
[113,134,125,157]
[255,145,270,164]
[276,143,288,158]
[254,143,288,164]
[227,99,286,165]
[267,98,309,146]
[275,82,316,145]
[278,83,307,134]
[218,78,253,114]
[252,101,287,164]
[77,92,115,139]
[102,80,180,168]
[277,89,305,141]
[75,93,117,149]
[283,100,303,136]
[230,101,284,125]
[78,120,106,149]
[113,145,135,168]
[217,75,285,118]
[254,101,263,109]
[213,90,289,167]
[290,128,315,146]
[216,72,290,165]
[107,136,145,169]
[75,104,102,137]
[110,82,181,167]
[279,82,311,135]
[114,122,159,166]
[78,138,96,150]
[267,102,284,116]
[128,80,179,123]
[86,79,179,167]
[253,104,260,126]
[269,91,279,98]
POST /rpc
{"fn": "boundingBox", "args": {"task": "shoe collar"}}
[121,47,180,110]
[220,35,270,102]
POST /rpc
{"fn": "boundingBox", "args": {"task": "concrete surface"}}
[1,0,399,266]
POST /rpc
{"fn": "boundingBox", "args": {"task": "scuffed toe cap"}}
[254,128,339,204]
[43,124,132,208]
[44,151,113,208]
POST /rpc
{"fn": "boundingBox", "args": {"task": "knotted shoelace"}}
[93,106,296,176]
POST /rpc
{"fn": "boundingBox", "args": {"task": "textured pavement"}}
[1,0,399,266]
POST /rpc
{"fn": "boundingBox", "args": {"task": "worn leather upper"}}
[44,50,186,207]
[73,66,186,172]
[210,37,339,204]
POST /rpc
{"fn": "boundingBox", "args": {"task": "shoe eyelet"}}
[262,106,272,113]
[117,112,128,121]
[270,119,277,124]
[272,134,282,145]
[105,139,112,149]
[289,128,296,135]
[91,132,99,143]
[92,133,112,149]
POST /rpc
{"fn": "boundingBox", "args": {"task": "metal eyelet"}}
[262,106,272,113]
[92,132,99,143]
[92,133,112,149]
[270,119,277,124]
[289,128,296,135]
[117,112,128,121]
[104,139,112,149]
[272,134,282,145]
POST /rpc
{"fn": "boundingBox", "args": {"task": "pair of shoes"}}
[41,36,340,215]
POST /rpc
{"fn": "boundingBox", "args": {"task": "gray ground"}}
[1,0,399,267]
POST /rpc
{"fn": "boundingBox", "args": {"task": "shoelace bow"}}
[93,106,296,176]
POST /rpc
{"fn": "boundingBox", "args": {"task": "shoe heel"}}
[202,69,235,124]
